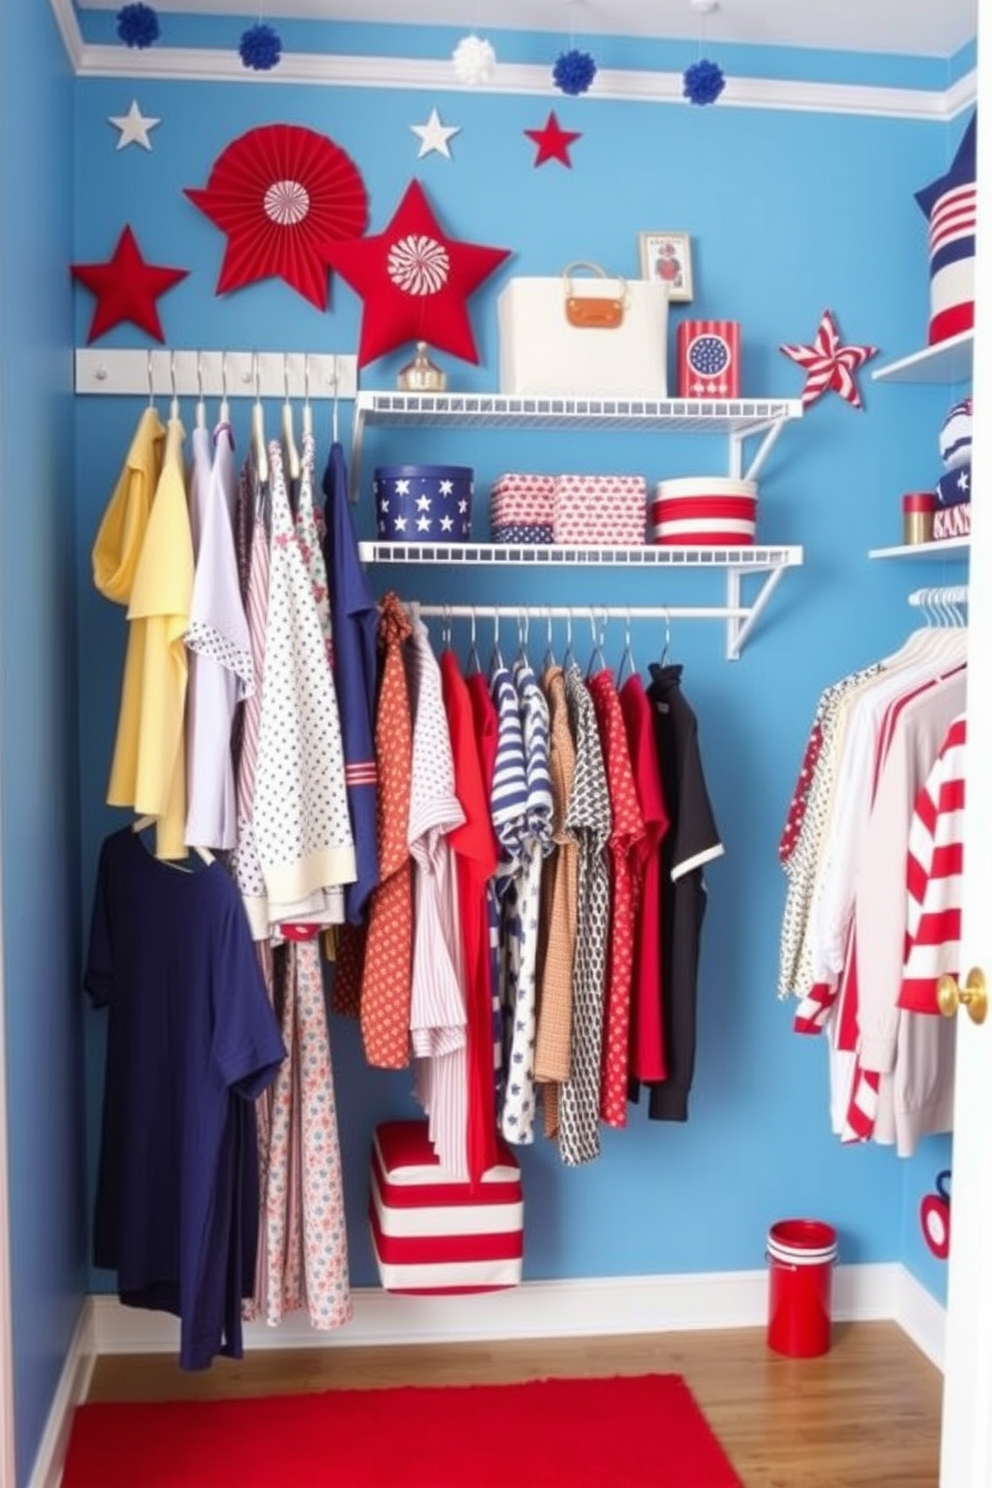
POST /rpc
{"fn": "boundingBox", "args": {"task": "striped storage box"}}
[369,1120,524,1295]
[553,473,647,546]
[650,476,757,545]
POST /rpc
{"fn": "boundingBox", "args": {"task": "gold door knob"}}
[937,968,988,1025]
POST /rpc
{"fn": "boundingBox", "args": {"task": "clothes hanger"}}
[131,815,214,867]
[562,608,575,671]
[466,607,482,676]
[489,609,505,675]
[168,351,180,423]
[194,352,207,431]
[616,608,636,686]
[541,611,557,672]
[515,610,530,668]
[301,355,313,442]
[586,609,606,679]
[281,353,301,483]
[251,352,269,485]
[146,349,156,410]
[218,352,231,426]
[330,360,340,446]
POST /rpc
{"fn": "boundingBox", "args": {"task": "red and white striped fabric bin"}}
[650,476,757,546]
[553,474,647,545]
[369,1120,524,1295]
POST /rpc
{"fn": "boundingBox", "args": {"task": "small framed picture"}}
[639,231,694,303]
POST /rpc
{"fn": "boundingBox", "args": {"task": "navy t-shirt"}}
[85,828,286,1370]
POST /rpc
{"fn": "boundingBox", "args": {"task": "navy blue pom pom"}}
[683,58,726,105]
[553,48,597,96]
[239,22,282,71]
[116,3,160,48]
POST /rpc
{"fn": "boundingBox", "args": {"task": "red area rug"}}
[62,1372,742,1487]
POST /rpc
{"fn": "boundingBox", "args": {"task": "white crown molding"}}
[65,35,976,121]
[49,0,84,72]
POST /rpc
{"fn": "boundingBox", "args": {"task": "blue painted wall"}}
[0,0,86,1483]
[72,58,968,1307]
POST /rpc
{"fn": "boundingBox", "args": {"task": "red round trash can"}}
[766,1218,838,1358]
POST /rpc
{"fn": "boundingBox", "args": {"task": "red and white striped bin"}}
[369,1121,524,1295]
[650,477,757,545]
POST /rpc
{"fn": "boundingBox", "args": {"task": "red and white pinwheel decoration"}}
[780,308,878,410]
[185,123,369,311]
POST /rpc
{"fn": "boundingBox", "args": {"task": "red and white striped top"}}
[899,713,966,1014]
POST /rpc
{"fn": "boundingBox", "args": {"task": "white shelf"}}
[359,542,803,661]
[868,537,970,559]
[352,391,804,659]
[359,541,802,570]
[354,390,802,434]
[871,331,973,385]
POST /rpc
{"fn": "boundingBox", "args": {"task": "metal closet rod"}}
[409,603,747,621]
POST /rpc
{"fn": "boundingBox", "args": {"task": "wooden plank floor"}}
[87,1320,941,1487]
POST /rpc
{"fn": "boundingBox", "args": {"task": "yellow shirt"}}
[93,405,166,816]
[102,416,194,859]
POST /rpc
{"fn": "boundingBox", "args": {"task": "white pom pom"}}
[452,33,497,86]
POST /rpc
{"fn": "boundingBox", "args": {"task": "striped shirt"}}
[899,713,966,1013]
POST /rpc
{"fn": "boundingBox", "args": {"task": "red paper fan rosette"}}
[185,123,369,310]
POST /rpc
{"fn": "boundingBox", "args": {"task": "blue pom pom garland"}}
[239,22,283,71]
[552,48,597,96]
[682,58,726,105]
[116,2,160,48]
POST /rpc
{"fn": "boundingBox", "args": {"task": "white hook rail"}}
[75,348,358,402]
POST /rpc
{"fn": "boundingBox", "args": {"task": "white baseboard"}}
[89,1260,902,1354]
[26,1302,97,1488]
[34,1263,942,1488]
[894,1265,946,1369]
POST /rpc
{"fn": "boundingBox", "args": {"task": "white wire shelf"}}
[358,541,803,569]
[355,390,802,434]
[871,331,973,385]
[359,542,804,660]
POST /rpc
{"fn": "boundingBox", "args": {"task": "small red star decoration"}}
[525,111,581,168]
[71,225,188,343]
[780,308,878,410]
[321,179,511,368]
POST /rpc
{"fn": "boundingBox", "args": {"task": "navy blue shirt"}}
[85,828,285,1369]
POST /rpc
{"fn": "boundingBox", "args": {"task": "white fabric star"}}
[411,108,461,160]
[108,100,161,152]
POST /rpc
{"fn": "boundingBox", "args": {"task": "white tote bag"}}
[497,261,669,398]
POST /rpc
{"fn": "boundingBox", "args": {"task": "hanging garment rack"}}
[74,348,358,402]
[407,598,776,662]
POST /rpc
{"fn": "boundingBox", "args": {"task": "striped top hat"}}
[914,111,976,346]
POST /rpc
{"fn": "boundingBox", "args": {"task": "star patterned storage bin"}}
[374,464,474,541]
[369,1120,524,1294]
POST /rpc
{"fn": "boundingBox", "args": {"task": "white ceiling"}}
[80,0,977,62]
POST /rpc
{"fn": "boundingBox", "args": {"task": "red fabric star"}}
[780,309,878,410]
[321,179,511,368]
[525,111,581,167]
[185,124,369,311]
[71,225,188,343]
